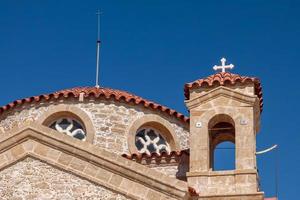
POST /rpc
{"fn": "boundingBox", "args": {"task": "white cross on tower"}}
[213,57,234,73]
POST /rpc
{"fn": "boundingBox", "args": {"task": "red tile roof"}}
[123,150,198,196]
[122,149,189,161]
[0,87,189,123]
[184,72,263,112]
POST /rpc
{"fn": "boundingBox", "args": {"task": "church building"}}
[0,58,276,199]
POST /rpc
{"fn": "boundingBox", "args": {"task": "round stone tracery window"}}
[49,118,86,141]
[135,127,171,155]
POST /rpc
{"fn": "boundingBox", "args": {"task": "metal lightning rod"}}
[256,144,278,155]
[95,9,102,88]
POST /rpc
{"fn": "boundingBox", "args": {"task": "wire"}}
[275,146,279,199]
[214,147,235,150]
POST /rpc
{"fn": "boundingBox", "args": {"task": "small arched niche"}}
[208,114,235,171]
[38,105,95,143]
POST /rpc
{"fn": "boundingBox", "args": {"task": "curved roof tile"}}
[184,72,263,112]
[122,149,189,161]
[0,86,189,123]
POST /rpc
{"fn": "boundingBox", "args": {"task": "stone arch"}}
[208,113,236,170]
[37,104,95,143]
[127,114,180,154]
[197,106,249,129]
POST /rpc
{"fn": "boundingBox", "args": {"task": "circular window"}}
[49,117,86,141]
[135,127,170,155]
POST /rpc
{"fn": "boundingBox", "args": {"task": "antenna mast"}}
[95,9,102,88]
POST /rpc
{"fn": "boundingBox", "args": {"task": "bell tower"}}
[184,58,264,199]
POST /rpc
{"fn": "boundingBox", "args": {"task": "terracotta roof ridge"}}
[0,86,190,123]
[184,72,263,112]
[184,72,260,90]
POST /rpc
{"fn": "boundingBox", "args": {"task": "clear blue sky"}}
[0,1,298,198]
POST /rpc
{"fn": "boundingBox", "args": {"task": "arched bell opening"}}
[208,114,236,171]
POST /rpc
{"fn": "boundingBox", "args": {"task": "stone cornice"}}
[186,169,258,177]
[194,192,265,199]
[185,86,259,110]
[0,123,189,200]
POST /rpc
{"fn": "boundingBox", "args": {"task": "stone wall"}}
[0,157,129,200]
[136,153,189,181]
[77,100,189,155]
[0,98,189,183]
[151,165,178,178]
[0,99,189,155]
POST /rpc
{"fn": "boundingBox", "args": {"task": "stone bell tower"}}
[184,58,264,199]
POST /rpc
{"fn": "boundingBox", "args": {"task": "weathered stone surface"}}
[186,78,262,196]
[0,100,189,156]
[0,157,129,200]
[151,165,178,178]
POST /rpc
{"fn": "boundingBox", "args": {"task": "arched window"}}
[208,114,235,171]
[38,105,95,143]
[135,127,171,155]
[127,115,180,155]
[49,117,86,141]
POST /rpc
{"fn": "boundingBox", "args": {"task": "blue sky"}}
[0,0,299,198]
